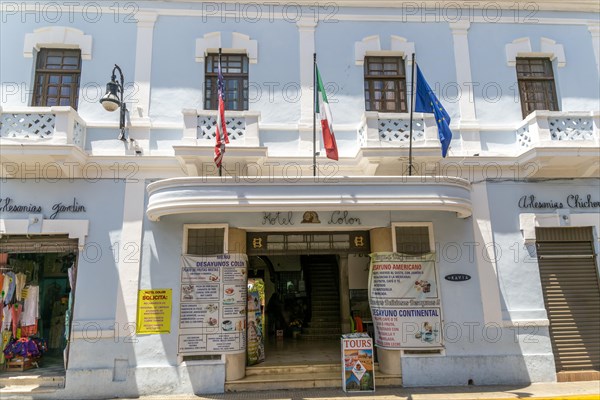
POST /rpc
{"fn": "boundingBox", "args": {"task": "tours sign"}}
[178,254,248,355]
[368,252,443,349]
[341,333,375,392]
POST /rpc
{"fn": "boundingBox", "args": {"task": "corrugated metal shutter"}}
[0,235,79,253]
[536,227,600,379]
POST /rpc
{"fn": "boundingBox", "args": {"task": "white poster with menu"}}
[178,253,248,355]
[368,252,443,349]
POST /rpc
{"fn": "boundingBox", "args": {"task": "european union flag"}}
[414,64,452,157]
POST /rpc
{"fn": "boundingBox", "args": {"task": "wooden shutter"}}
[536,227,600,381]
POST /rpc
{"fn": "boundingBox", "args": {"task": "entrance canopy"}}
[146,176,472,221]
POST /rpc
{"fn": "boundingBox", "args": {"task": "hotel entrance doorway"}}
[248,254,341,365]
[245,230,371,366]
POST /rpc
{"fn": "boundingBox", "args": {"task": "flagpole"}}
[408,53,416,177]
[218,48,223,177]
[313,53,317,177]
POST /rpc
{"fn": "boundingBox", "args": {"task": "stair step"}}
[307,321,340,327]
[245,363,338,376]
[228,365,401,392]
[226,372,340,392]
[0,386,62,396]
[302,328,342,335]
[300,334,341,340]
[0,376,65,388]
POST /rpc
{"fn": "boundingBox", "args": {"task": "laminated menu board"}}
[178,254,248,355]
[368,252,443,349]
[341,333,375,392]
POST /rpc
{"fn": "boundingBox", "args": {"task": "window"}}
[393,225,431,255]
[186,227,225,256]
[364,56,407,113]
[204,54,249,111]
[516,57,559,118]
[32,48,81,109]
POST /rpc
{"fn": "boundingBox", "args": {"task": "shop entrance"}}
[0,235,78,378]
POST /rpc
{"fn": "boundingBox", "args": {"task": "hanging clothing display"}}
[21,285,39,326]
[15,272,27,302]
[0,252,75,372]
[3,272,16,305]
[11,304,22,338]
[1,305,12,331]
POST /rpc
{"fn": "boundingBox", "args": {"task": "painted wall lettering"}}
[328,211,362,225]
[262,212,294,225]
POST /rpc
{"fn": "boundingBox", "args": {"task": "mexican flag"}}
[316,65,339,161]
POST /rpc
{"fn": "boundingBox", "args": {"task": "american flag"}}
[214,57,229,168]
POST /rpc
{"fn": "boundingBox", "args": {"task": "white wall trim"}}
[231,32,258,64]
[195,32,222,63]
[195,32,258,63]
[113,181,146,337]
[505,37,532,66]
[588,23,600,75]
[540,37,566,67]
[390,36,416,62]
[354,35,381,65]
[23,26,93,59]
[0,218,89,245]
[132,11,158,121]
[297,18,317,130]
[449,20,480,144]
[506,37,566,67]
[471,183,504,325]
[519,212,600,245]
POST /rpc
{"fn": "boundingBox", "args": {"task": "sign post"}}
[341,333,375,392]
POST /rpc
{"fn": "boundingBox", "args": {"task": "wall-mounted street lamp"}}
[100,64,129,141]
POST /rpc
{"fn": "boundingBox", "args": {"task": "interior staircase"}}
[301,255,342,341]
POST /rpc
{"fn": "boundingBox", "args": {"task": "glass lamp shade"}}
[100,81,121,112]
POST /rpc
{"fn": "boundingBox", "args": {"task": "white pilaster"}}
[471,182,503,325]
[114,180,146,337]
[450,20,480,153]
[132,12,157,122]
[588,23,600,75]
[297,18,317,131]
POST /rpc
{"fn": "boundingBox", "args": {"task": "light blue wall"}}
[486,179,600,316]
[469,23,600,124]
[0,12,137,123]
[149,17,300,124]
[0,179,126,321]
[316,21,458,125]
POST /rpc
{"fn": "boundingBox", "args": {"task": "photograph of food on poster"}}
[368,252,444,350]
[341,333,375,392]
[181,283,219,301]
[179,254,248,355]
[179,302,219,330]
[223,283,247,305]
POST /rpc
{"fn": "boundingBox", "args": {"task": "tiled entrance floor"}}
[260,338,340,366]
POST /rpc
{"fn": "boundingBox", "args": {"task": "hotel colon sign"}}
[0,0,599,397]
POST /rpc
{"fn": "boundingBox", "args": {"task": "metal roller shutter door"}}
[536,227,600,380]
[0,234,79,253]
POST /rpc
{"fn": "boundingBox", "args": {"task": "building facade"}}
[1,1,599,398]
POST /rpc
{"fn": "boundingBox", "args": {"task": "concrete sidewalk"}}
[125,380,600,400]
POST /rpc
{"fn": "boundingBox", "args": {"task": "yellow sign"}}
[136,289,172,334]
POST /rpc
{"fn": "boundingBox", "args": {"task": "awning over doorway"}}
[146,176,472,221]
